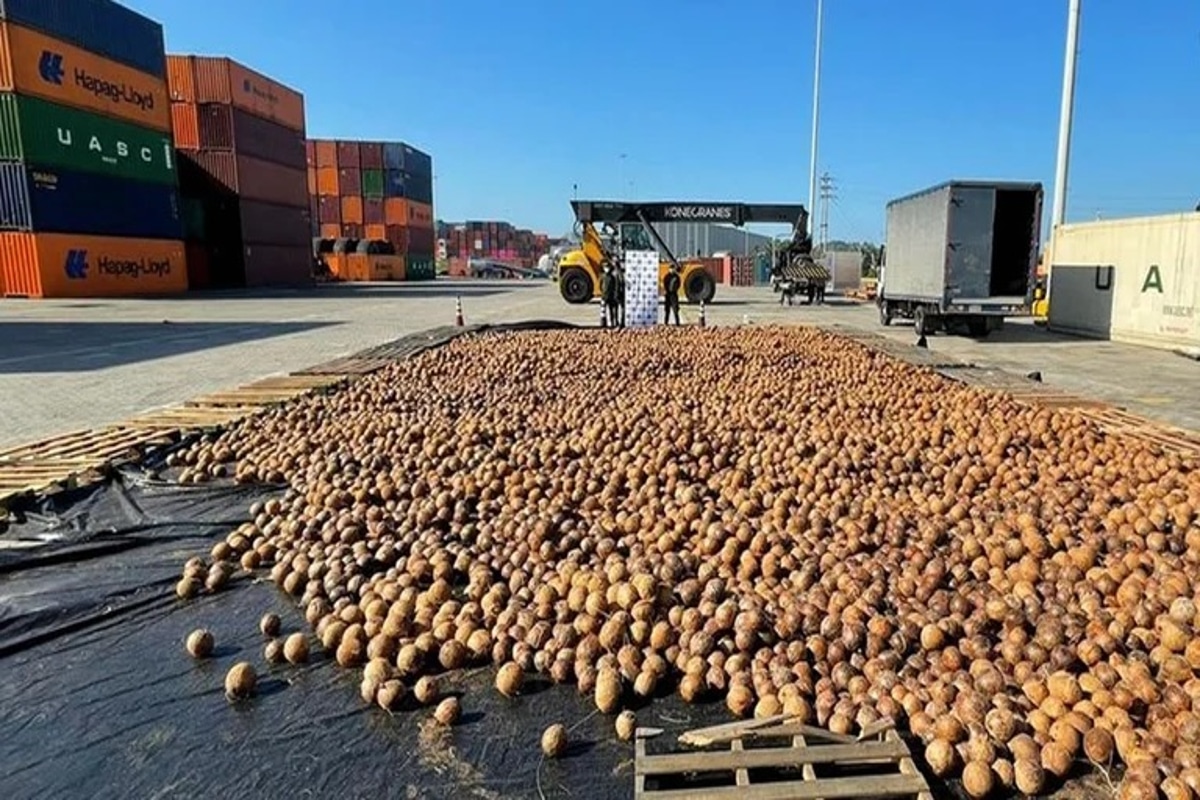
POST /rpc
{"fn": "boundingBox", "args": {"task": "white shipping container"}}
[1049,213,1200,350]
[820,249,862,291]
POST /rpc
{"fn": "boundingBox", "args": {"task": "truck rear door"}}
[946,185,996,301]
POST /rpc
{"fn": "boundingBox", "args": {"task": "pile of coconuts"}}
[172,326,1200,799]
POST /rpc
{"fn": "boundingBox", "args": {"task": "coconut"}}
[962,761,995,799]
[185,629,214,659]
[1084,727,1115,764]
[434,697,461,725]
[264,638,285,664]
[283,633,309,664]
[259,613,282,637]
[176,577,202,599]
[595,668,622,714]
[925,739,957,777]
[1014,759,1045,796]
[413,675,439,705]
[615,710,637,741]
[541,724,568,757]
[496,662,524,697]
[224,662,256,700]
[377,680,406,711]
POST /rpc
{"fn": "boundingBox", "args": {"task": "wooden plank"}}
[679,715,791,746]
[637,774,929,800]
[730,739,749,788]
[637,740,909,776]
[716,724,856,745]
[635,735,648,800]
[888,731,933,800]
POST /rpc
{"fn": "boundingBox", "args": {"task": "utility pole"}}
[818,173,835,252]
[807,0,825,218]
[1051,0,1081,230]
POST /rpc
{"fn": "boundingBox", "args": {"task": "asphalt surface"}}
[0,279,1197,448]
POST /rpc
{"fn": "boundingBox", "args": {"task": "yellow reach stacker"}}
[555,200,815,305]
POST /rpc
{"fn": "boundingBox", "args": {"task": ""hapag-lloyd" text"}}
[96,257,172,278]
[73,68,155,111]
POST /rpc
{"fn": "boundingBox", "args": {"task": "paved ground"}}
[1,280,1197,448]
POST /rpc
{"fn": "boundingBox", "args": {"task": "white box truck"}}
[878,180,1043,337]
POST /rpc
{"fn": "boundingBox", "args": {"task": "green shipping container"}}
[362,169,384,197]
[406,257,434,281]
[0,93,177,186]
[181,197,206,240]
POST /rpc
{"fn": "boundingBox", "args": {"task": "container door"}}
[946,186,995,300]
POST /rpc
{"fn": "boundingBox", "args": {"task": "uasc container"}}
[195,103,305,168]
[0,21,171,131]
[0,93,176,184]
[0,162,182,239]
[0,231,186,297]
[190,56,305,133]
[0,0,166,78]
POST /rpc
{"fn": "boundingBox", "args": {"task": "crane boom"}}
[571,201,808,231]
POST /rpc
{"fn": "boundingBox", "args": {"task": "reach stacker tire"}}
[685,271,716,305]
[559,268,594,304]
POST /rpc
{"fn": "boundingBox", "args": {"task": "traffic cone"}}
[455,296,464,326]
[698,300,707,328]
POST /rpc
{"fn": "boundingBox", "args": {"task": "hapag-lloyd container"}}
[0,162,182,238]
[189,56,305,133]
[238,198,309,246]
[0,0,166,78]
[196,103,305,168]
[179,150,306,208]
[0,93,175,184]
[0,21,171,131]
[0,230,186,297]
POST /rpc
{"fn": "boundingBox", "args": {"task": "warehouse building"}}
[652,222,775,258]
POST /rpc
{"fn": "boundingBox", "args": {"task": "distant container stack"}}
[0,0,187,298]
[307,138,435,281]
[439,221,550,269]
[168,55,310,289]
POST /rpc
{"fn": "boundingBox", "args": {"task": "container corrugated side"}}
[400,143,432,177]
[305,139,314,167]
[191,56,231,103]
[196,103,233,148]
[0,160,30,228]
[340,196,363,225]
[408,201,433,228]
[166,55,194,102]
[0,21,171,132]
[242,242,312,287]
[383,169,405,198]
[360,142,382,169]
[180,149,237,194]
[229,107,304,169]
[313,140,336,167]
[336,140,360,169]
[362,169,384,197]
[404,171,433,205]
[317,196,339,224]
[0,93,176,184]
[226,59,305,133]
[0,230,186,297]
[236,155,307,209]
[338,168,361,196]
[15,164,182,239]
[238,198,310,246]
[363,197,384,226]
[315,166,338,196]
[170,102,198,148]
[0,0,166,78]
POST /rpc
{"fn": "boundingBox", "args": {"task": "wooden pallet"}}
[636,725,930,800]
[295,356,395,375]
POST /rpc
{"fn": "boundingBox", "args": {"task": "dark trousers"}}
[664,297,680,325]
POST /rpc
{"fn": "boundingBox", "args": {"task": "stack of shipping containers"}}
[308,139,435,281]
[168,55,310,288]
[440,221,551,274]
[0,0,186,298]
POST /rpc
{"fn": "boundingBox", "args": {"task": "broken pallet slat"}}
[678,715,793,746]
[888,731,934,800]
[637,774,930,800]
[638,740,910,776]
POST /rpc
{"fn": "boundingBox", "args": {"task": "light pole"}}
[1051,0,1081,230]
[807,0,824,218]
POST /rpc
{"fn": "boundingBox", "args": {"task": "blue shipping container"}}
[382,142,432,176]
[404,171,433,205]
[0,0,166,78]
[0,162,182,239]
[383,169,406,198]
[382,142,404,171]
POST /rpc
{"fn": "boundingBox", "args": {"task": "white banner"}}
[624,250,659,328]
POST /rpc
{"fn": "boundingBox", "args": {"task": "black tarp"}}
[0,321,733,800]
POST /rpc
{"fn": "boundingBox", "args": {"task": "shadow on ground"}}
[160,280,542,302]
[0,320,338,374]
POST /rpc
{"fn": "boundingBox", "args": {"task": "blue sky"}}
[128,0,1199,242]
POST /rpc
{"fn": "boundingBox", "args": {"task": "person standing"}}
[616,266,627,328]
[601,265,619,328]
[663,265,682,325]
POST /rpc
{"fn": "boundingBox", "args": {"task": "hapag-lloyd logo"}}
[241,78,279,105]
[39,51,155,111]
[96,256,172,278]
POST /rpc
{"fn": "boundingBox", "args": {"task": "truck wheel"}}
[685,271,716,304]
[913,307,934,336]
[879,302,893,327]
[967,318,991,338]
[559,268,594,304]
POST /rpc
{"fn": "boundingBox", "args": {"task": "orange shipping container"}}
[319,224,341,239]
[307,168,316,196]
[408,201,434,228]
[0,21,172,132]
[171,103,199,148]
[188,55,306,133]
[313,140,337,168]
[166,55,195,102]
[322,252,348,279]
[341,196,364,225]
[383,198,409,226]
[345,253,404,282]
[364,224,387,241]
[0,233,188,298]
[315,167,339,196]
